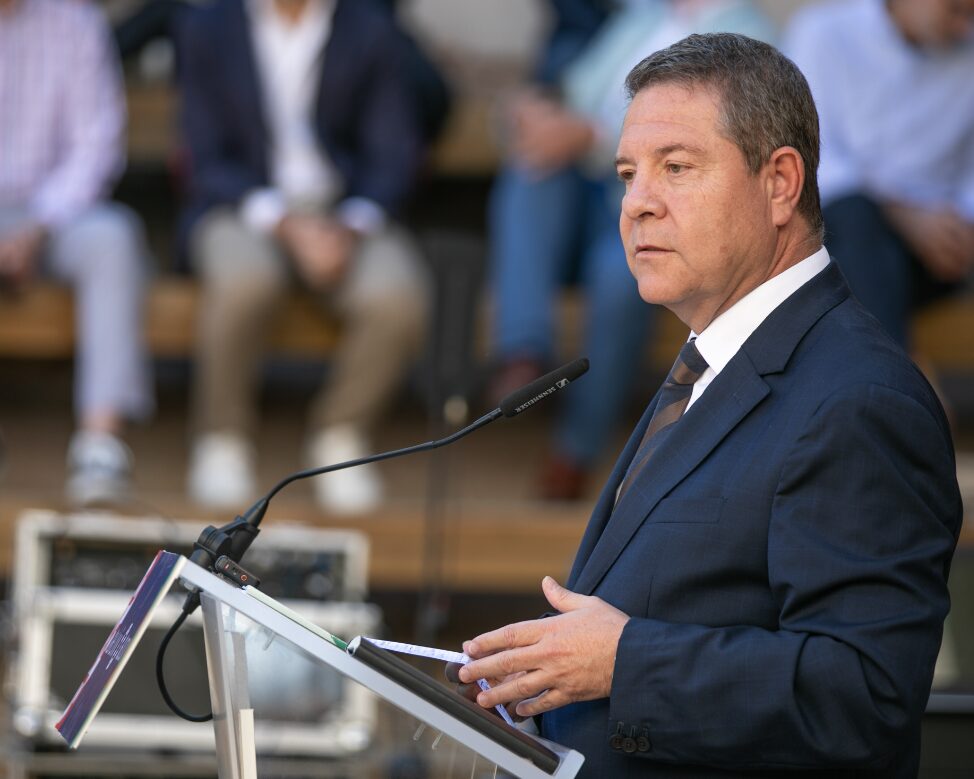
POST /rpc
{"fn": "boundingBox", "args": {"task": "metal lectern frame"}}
[180,560,585,779]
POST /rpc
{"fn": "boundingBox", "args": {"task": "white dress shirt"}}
[241,0,337,232]
[687,246,831,409]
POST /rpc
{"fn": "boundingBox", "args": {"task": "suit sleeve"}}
[175,11,265,210]
[608,383,960,771]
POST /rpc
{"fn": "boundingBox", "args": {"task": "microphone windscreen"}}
[499,358,590,418]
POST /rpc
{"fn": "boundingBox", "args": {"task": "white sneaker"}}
[66,431,134,507]
[188,432,257,509]
[307,426,382,516]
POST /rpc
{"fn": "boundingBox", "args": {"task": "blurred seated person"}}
[0,0,154,506]
[176,0,431,514]
[489,0,772,499]
[113,0,451,142]
[785,0,974,349]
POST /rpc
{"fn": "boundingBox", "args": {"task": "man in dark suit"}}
[176,0,430,514]
[457,33,962,777]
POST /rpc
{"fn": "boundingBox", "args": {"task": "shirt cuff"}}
[335,197,387,236]
[240,188,287,234]
[29,194,84,230]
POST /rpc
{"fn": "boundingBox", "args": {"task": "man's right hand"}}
[275,213,359,290]
[883,202,974,282]
[503,89,595,176]
[0,224,46,292]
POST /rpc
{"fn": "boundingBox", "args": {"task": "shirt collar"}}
[691,246,831,375]
[247,0,333,30]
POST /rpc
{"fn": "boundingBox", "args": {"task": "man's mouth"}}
[634,244,671,254]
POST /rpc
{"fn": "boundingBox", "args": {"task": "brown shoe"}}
[538,454,588,501]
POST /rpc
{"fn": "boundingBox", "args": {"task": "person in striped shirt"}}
[0,0,154,506]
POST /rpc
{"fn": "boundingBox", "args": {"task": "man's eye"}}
[617,169,635,184]
[666,163,687,174]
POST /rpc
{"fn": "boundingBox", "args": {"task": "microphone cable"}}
[157,595,212,722]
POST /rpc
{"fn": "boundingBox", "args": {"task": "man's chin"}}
[635,280,675,307]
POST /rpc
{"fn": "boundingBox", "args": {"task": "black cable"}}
[156,605,212,722]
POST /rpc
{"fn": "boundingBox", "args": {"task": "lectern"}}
[57,553,585,779]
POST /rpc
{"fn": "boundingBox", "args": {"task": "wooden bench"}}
[2,278,972,373]
[0,278,341,360]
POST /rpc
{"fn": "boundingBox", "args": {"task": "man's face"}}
[892,0,974,47]
[616,83,778,332]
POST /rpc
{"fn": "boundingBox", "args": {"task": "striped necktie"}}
[616,339,709,501]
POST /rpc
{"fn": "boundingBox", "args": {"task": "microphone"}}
[186,357,591,581]
[499,357,589,418]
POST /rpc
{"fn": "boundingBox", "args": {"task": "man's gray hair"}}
[625,33,824,239]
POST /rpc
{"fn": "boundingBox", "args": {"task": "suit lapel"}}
[226,0,268,149]
[314,0,351,133]
[570,261,851,596]
[566,398,658,589]
[572,359,769,595]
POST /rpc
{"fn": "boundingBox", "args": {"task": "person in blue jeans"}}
[489,0,773,499]
[490,167,648,499]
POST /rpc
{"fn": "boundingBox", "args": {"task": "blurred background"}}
[1,0,972,776]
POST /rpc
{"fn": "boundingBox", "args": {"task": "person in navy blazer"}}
[177,0,424,239]
[457,33,962,777]
[175,0,432,513]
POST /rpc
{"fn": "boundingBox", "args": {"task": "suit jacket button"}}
[623,737,637,753]
[609,734,624,750]
[637,736,651,752]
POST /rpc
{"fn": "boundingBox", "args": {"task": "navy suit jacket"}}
[175,0,423,237]
[542,263,962,777]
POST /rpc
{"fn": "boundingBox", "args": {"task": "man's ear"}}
[767,146,805,227]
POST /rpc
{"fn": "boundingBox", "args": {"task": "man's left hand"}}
[458,576,629,718]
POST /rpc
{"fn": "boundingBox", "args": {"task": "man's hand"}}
[0,224,46,292]
[276,213,359,290]
[505,92,595,175]
[445,663,530,723]
[883,202,974,282]
[458,576,629,718]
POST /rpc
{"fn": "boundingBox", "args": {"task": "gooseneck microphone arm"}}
[185,357,591,581]
[185,409,503,585]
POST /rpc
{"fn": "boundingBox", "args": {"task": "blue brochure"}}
[56,550,186,749]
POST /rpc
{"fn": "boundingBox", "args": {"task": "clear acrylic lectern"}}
[58,554,584,779]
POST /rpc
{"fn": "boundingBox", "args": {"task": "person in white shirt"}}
[0,0,154,506]
[176,0,431,515]
[785,0,974,348]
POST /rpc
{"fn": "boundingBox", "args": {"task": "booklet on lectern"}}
[56,550,186,749]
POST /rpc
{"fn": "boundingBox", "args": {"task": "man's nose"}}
[622,174,665,220]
